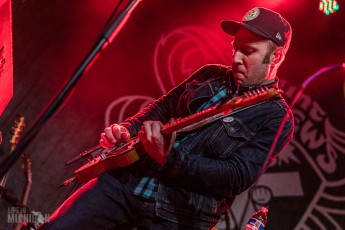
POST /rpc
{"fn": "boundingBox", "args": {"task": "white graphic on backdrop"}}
[279,80,345,230]
[105,26,231,126]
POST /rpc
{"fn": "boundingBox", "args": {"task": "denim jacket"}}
[121,64,294,228]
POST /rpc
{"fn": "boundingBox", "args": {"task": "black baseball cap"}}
[221,7,292,49]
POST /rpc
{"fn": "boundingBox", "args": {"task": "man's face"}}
[231,27,274,86]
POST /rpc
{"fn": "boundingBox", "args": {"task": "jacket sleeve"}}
[120,65,223,136]
[119,76,187,136]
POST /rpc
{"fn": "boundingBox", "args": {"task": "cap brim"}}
[221,20,270,39]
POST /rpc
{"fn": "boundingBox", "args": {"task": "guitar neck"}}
[162,87,280,135]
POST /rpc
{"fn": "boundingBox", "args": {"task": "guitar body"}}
[74,138,142,182]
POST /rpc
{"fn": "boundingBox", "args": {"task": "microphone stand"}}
[266,63,345,165]
[0,0,142,178]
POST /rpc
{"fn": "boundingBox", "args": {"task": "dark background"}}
[1,0,344,229]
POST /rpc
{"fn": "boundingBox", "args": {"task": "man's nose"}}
[233,50,243,64]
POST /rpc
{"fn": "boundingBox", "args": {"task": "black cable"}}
[240,63,344,228]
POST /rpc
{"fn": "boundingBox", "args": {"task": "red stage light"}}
[0,0,13,115]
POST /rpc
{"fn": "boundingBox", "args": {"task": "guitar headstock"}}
[10,114,26,152]
[242,86,281,98]
[225,87,282,106]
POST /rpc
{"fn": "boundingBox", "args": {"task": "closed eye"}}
[231,41,255,55]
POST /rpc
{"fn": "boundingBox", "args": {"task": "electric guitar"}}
[63,87,282,185]
[0,115,26,188]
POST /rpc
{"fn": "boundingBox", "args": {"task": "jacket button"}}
[223,117,234,123]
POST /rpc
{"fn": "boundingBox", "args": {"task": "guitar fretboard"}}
[162,87,280,134]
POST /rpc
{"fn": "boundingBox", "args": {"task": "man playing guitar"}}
[40,7,294,230]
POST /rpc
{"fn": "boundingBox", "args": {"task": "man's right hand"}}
[99,123,130,148]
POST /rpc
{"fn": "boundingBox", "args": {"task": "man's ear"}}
[271,48,285,66]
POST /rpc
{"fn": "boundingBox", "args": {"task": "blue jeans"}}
[38,169,203,230]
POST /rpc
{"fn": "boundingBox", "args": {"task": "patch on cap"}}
[243,7,260,21]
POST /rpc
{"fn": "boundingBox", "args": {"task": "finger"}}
[121,132,130,140]
[119,126,128,133]
[142,121,153,141]
[104,127,116,143]
[100,133,113,148]
[118,126,130,141]
[138,130,147,146]
[110,124,121,140]
[151,122,163,139]
[100,139,110,148]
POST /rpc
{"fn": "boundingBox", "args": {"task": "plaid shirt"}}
[133,86,227,200]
